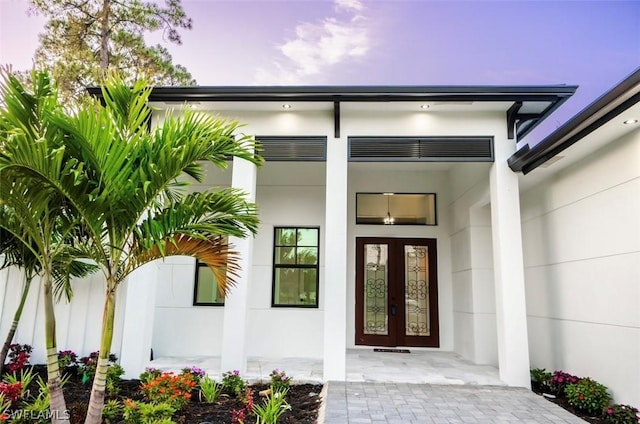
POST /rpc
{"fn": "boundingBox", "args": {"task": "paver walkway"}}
[320,382,587,424]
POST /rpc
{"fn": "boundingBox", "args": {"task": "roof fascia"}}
[86,84,577,141]
[509,67,640,174]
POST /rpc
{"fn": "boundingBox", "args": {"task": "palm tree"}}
[0,228,98,375]
[0,70,88,424]
[52,74,262,423]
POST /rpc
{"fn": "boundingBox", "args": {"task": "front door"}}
[355,237,439,347]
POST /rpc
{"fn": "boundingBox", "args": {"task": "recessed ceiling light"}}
[623,119,638,124]
[282,104,292,109]
[420,104,430,110]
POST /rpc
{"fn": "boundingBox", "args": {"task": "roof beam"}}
[334,101,340,139]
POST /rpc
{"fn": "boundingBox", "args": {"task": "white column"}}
[220,156,257,373]
[489,135,531,388]
[120,262,158,378]
[323,136,348,381]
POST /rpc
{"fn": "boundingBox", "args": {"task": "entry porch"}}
[148,349,504,386]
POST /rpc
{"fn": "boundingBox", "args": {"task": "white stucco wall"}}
[520,128,640,406]
[448,163,498,365]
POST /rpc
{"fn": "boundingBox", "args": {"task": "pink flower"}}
[607,408,614,415]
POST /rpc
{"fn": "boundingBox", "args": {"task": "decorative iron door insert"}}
[355,237,439,347]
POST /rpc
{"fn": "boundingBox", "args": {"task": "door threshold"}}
[373,348,411,353]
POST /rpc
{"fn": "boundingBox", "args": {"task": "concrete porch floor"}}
[148,349,504,386]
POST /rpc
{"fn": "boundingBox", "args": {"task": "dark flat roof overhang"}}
[87,84,577,140]
[509,67,640,174]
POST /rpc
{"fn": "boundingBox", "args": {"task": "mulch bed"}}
[17,366,323,423]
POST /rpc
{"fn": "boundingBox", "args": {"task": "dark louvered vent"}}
[349,136,494,162]
[256,136,327,161]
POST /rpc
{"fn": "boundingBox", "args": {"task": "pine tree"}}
[30,0,196,100]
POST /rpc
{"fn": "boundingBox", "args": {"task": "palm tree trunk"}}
[0,274,33,375]
[43,267,70,424]
[84,285,116,424]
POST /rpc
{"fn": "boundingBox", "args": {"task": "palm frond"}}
[129,234,240,296]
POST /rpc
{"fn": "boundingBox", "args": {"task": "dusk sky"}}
[1,0,639,143]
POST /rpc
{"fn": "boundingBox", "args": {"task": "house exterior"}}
[1,68,638,407]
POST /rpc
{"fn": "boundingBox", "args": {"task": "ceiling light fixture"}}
[383,194,395,225]
[623,119,638,125]
[282,104,292,109]
[420,104,430,110]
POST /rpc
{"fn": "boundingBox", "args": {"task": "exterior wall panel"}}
[521,129,640,406]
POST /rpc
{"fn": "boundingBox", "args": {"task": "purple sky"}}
[1,0,639,143]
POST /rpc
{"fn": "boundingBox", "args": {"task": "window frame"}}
[193,259,225,306]
[355,192,438,226]
[271,226,320,308]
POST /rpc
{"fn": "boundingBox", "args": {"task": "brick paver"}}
[321,382,587,424]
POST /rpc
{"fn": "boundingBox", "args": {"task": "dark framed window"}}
[193,260,225,306]
[272,227,320,307]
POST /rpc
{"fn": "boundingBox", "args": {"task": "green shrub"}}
[603,404,640,424]
[530,368,552,393]
[106,363,126,396]
[123,399,176,423]
[565,378,611,416]
[222,370,248,398]
[102,399,123,423]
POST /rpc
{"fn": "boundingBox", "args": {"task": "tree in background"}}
[29,0,196,100]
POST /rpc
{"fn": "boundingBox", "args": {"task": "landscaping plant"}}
[549,370,580,397]
[0,70,102,423]
[2,366,35,399]
[603,404,640,424]
[253,387,291,424]
[269,369,292,393]
[223,370,249,398]
[199,375,222,403]
[530,368,552,393]
[139,367,162,385]
[231,389,255,424]
[5,344,32,373]
[57,350,78,371]
[123,399,176,424]
[0,68,261,423]
[141,371,198,410]
[565,377,612,416]
[101,400,123,424]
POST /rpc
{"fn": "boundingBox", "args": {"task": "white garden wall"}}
[0,266,126,365]
[520,128,640,406]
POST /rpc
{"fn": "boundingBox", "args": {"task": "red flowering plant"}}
[6,344,32,373]
[231,389,255,424]
[549,370,580,397]
[141,371,198,410]
[0,382,22,405]
[565,377,611,416]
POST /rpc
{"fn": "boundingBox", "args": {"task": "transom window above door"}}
[356,193,437,225]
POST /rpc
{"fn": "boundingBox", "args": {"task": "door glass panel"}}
[404,245,430,336]
[364,244,388,335]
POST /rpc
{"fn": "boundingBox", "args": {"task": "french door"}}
[355,237,439,347]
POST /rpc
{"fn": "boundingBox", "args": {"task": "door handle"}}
[390,304,397,316]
